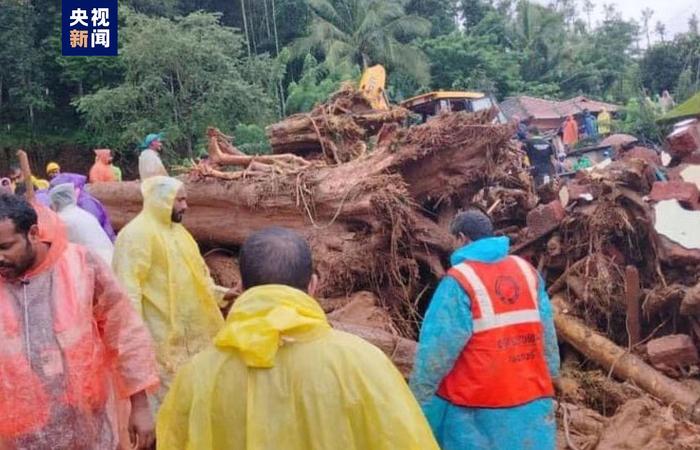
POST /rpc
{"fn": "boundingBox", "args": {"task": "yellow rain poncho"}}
[113,176,224,403]
[598,108,612,136]
[157,285,439,450]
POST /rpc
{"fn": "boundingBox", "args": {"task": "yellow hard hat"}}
[46,162,60,173]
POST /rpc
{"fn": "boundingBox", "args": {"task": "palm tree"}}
[294,0,432,84]
[641,8,653,48]
[582,0,594,31]
[655,20,666,42]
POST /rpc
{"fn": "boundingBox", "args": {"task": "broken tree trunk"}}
[90,109,512,335]
[265,84,409,163]
[552,295,700,421]
[330,320,416,377]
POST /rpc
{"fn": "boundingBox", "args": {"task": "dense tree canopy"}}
[1,0,699,162]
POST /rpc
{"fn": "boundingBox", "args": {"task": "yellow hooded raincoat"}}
[157,285,439,450]
[113,176,224,403]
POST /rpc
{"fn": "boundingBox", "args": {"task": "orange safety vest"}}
[0,244,110,438]
[437,255,554,408]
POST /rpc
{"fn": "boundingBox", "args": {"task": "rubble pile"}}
[89,87,700,448]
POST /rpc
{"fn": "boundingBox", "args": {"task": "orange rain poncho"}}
[113,176,225,404]
[562,115,579,146]
[89,149,116,183]
[157,285,440,450]
[0,212,159,448]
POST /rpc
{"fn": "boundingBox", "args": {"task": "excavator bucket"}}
[359,65,390,111]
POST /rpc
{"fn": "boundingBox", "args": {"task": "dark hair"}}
[9,165,20,173]
[0,193,38,235]
[450,209,494,241]
[526,125,539,135]
[239,227,313,291]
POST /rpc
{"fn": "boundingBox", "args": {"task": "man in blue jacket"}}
[410,209,560,450]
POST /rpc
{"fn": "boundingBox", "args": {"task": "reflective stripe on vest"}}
[437,256,554,408]
[449,257,540,333]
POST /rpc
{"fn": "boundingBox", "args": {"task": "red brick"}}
[526,200,566,238]
[647,334,699,367]
[666,123,700,159]
[649,181,700,210]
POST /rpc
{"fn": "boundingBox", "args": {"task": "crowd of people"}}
[0,131,560,449]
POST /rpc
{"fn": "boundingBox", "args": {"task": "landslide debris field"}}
[90,87,700,449]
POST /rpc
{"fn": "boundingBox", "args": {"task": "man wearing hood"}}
[46,173,117,242]
[156,226,439,450]
[410,210,560,450]
[113,176,234,406]
[89,149,117,183]
[49,183,114,265]
[139,133,168,180]
[0,193,159,449]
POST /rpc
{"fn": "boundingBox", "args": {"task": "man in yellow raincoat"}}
[113,176,234,405]
[156,227,439,450]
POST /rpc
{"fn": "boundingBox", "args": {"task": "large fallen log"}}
[90,110,511,335]
[265,84,409,163]
[330,321,416,377]
[552,294,700,421]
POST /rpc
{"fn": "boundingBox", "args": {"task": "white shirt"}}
[139,149,168,180]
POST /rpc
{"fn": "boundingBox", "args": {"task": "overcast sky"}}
[534,0,700,40]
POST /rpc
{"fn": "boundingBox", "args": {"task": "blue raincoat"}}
[410,236,560,450]
[583,112,598,139]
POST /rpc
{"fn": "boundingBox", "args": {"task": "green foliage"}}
[75,10,278,160]
[620,97,668,144]
[285,55,359,113]
[640,34,700,97]
[419,32,522,97]
[234,123,271,154]
[294,0,432,84]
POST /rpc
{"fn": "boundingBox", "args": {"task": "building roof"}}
[501,95,620,122]
[400,91,486,109]
[660,92,700,123]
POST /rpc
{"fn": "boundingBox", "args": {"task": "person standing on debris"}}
[523,127,556,186]
[89,149,117,183]
[139,133,168,180]
[113,176,235,406]
[157,227,440,450]
[659,90,675,113]
[583,109,598,140]
[597,108,612,137]
[49,183,115,265]
[562,115,578,148]
[411,210,560,450]
[0,193,159,449]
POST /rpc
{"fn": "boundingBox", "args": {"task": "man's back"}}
[157,285,439,450]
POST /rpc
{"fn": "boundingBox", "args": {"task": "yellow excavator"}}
[359,65,506,123]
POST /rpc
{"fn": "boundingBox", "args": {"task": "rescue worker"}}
[49,183,114,265]
[9,165,49,192]
[139,133,168,180]
[89,149,117,183]
[410,210,560,450]
[597,108,612,137]
[113,176,235,406]
[523,127,555,186]
[157,227,440,450]
[49,173,117,241]
[46,162,61,180]
[0,193,159,449]
[562,115,578,148]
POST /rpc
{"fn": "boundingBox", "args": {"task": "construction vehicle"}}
[400,91,507,124]
[359,65,506,123]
